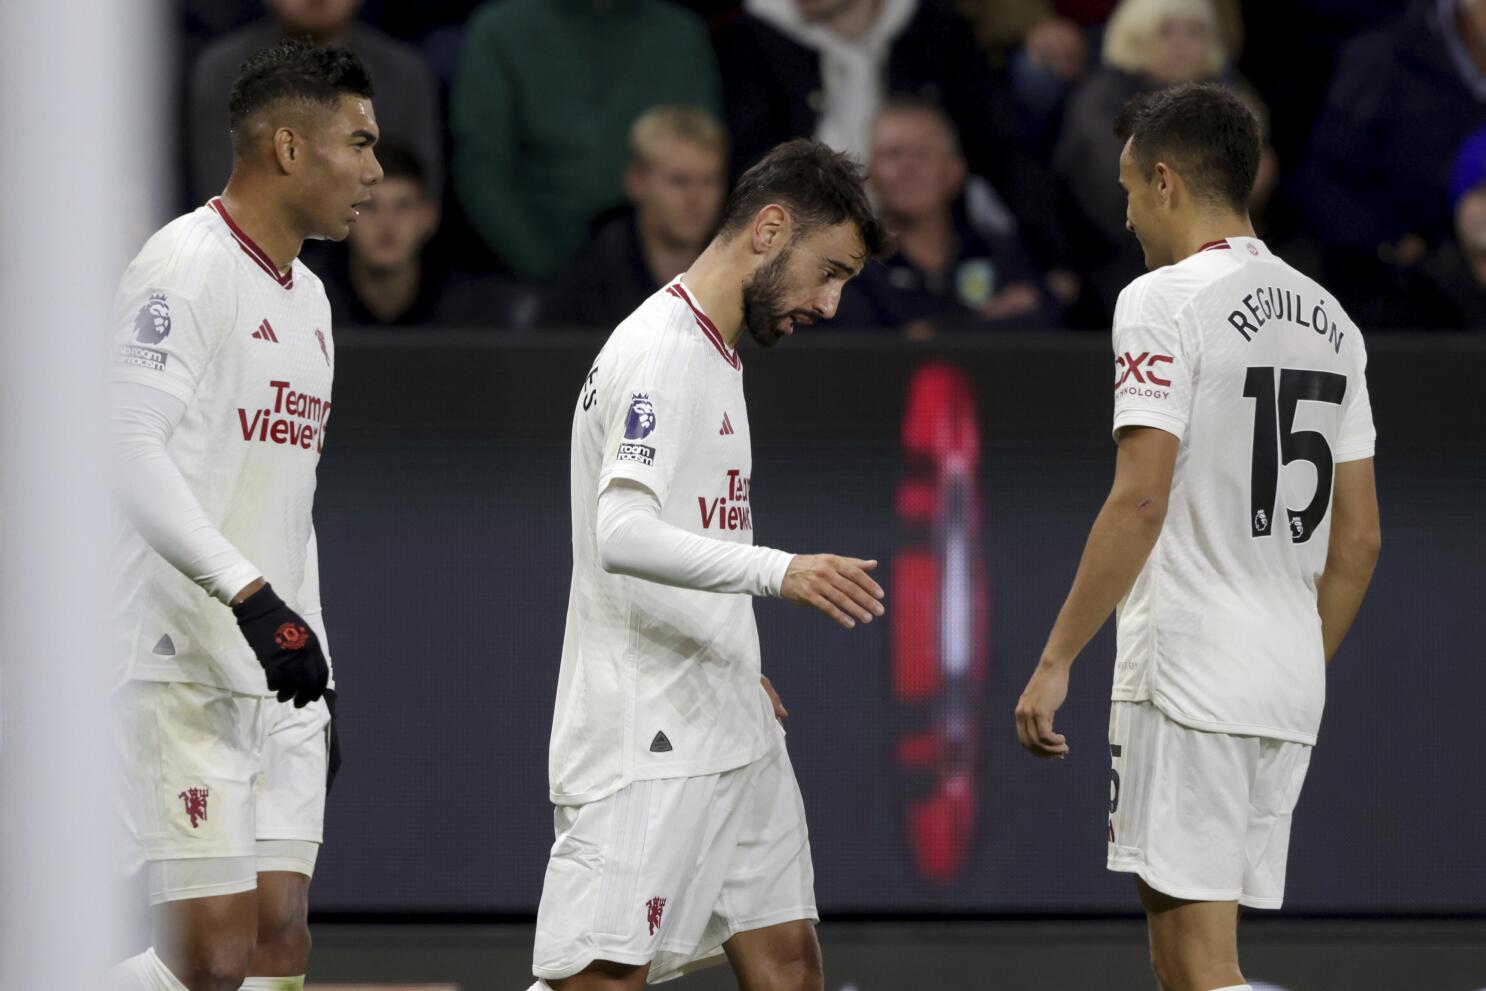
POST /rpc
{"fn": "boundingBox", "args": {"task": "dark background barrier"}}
[311,331,1485,914]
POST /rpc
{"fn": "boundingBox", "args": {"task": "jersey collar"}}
[666,279,740,371]
[209,198,294,290]
[1200,237,1271,258]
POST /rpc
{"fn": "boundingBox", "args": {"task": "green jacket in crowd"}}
[452,0,723,282]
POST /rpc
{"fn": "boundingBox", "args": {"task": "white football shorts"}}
[116,680,329,903]
[533,726,816,984]
[1106,700,1312,909]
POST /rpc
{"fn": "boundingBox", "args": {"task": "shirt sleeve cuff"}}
[1112,410,1187,443]
[1334,444,1375,463]
[759,549,794,598]
[209,561,265,606]
[597,465,665,506]
[108,369,195,406]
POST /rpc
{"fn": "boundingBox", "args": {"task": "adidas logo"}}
[649,731,673,753]
[251,318,279,343]
[152,634,176,657]
[719,413,735,436]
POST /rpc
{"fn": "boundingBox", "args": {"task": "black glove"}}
[232,583,329,708]
[324,687,341,792]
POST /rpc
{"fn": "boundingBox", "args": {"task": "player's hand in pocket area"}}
[780,554,886,629]
[761,674,788,721]
[1015,658,1071,759]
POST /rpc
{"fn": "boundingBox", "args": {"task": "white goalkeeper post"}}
[0,0,168,984]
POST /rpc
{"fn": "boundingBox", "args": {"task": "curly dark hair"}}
[719,139,888,259]
[228,39,374,150]
[1114,82,1260,213]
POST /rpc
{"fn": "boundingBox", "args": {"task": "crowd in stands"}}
[182,0,1486,333]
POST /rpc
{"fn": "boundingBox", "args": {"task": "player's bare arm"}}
[1015,426,1179,758]
[1316,458,1381,663]
[780,554,885,629]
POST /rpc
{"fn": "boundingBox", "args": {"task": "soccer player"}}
[109,41,381,991]
[1014,83,1380,991]
[531,140,887,991]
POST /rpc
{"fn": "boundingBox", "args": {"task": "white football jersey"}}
[1110,237,1375,744]
[551,279,777,805]
[111,199,334,696]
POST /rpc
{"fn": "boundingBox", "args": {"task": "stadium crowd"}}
[181,0,1486,333]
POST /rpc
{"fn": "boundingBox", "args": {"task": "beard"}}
[740,249,793,349]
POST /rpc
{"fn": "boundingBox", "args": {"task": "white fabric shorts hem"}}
[1108,855,1281,909]
[255,838,320,877]
[149,873,258,906]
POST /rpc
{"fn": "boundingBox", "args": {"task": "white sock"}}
[240,979,306,990]
[1209,985,1253,990]
[110,949,189,991]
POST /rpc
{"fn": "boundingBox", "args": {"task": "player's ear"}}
[1153,161,1174,208]
[752,204,790,255]
[273,126,302,175]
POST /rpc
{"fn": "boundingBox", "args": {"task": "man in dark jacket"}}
[718,0,1069,271]
[1391,125,1486,330]
[1294,0,1486,302]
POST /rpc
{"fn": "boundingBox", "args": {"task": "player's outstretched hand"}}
[232,583,330,708]
[1015,660,1071,759]
[780,555,885,629]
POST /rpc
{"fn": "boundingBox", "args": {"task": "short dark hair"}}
[373,140,427,192]
[718,139,888,259]
[228,39,374,151]
[1114,82,1259,212]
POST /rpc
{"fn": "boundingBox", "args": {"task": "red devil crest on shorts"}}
[179,786,209,829]
[275,622,309,650]
[645,896,667,935]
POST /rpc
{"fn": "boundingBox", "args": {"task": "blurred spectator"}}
[832,101,1053,335]
[451,0,722,283]
[188,0,442,205]
[951,0,1235,156]
[1389,127,1486,330]
[1055,0,1262,320]
[318,143,514,327]
[717,0,1071,272]
[540,107,728,329]
[1295,0,1486,302]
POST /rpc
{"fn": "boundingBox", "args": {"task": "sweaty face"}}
[1146,14,1213,85]
[1119,138,1168,270]
[348,176,434,270]
[741,222,866,348]
[630,139,726,251]
[300,93,383,241]
[869,111,964,222]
